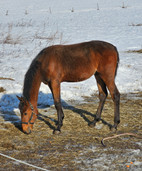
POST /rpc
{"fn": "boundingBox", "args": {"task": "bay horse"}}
[17,40,120,134]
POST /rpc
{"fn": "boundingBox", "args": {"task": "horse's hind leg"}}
[89,72,108,127]
[49,80,64,134]
[100,72,120,130]
[106,81,120,129]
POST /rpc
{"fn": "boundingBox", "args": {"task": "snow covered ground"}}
[0,0,142,112]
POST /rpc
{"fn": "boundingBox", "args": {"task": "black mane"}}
[23,58,41,101]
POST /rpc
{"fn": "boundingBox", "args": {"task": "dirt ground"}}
[0,93,142,171]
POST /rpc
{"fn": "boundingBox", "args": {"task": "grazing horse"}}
[17,40,120,134]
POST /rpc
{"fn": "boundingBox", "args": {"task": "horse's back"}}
[37,40,118,61]
[37,41,119,83]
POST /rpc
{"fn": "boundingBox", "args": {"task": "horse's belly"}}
[62,69,95,82]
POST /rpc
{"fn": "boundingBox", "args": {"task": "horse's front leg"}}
[54,101,64,134]
[50,80,64,134]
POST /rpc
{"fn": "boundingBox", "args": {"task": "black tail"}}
[114,46,119,77]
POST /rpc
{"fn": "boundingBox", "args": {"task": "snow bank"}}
[0,0,142,112]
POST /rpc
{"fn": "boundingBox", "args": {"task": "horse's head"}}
[17,96,38,134]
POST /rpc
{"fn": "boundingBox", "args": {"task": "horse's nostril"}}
[24,127,31,134]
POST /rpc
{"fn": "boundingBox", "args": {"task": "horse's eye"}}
[24,113,27,116]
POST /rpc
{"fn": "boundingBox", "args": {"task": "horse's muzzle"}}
[23,127,32,134]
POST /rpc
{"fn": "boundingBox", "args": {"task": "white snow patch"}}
[0,0,142,113]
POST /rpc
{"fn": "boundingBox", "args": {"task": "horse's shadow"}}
[0,91,56,132]
[64,104,112,129]
[0,91,112,133]
[37,93,113,131]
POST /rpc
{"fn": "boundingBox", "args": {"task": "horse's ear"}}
[17,96,22,101]
[16,96,27,104]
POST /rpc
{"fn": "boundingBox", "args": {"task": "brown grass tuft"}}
[126,49,142,53]
[0,87,6,93]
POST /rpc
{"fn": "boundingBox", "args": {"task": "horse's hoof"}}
[88,122,96,128]
[53,129,61,135]
[110,125,117,132]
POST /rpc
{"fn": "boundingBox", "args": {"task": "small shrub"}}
[0,87,6,93]
[3,34,21,45]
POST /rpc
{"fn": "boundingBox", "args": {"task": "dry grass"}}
[0,93,142,170]
[2,34,22,45]
[14,19,33,27]
[0,77,14,92]
[126,49,142,53]
[129,23,142,27]
[0,77,15,81]
[34,31,67,45]
[0,23,22,45]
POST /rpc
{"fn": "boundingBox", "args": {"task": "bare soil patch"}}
[0,93,142,170]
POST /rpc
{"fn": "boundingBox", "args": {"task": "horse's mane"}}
[23,56,41,101]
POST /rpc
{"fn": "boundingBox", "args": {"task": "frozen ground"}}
[0,1,142,112]
[0,94,142,170]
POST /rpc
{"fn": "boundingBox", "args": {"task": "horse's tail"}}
[114,46,119,77]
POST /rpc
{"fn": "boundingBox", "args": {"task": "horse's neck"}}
[30,75,41,107]
[23,71,41,107]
